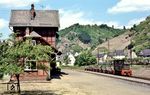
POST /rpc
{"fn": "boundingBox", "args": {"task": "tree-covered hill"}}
[57,23,125,52]
[130,16,150,53]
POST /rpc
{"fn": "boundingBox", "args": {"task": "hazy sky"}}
[0,0,150,39]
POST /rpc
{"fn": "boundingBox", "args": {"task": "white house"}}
[67,53,76,66]
[113,50,126,59]
[97,53,108,64]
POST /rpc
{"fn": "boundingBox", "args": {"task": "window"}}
[24,60,37,71]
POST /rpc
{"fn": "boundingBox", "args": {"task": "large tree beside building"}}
[0,38,53,93]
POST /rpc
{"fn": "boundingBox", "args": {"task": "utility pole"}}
[106,37,111,63]
[108,39,110,52]
[106,38,110,52]
[97,48,100,65]
[130,49,132,65]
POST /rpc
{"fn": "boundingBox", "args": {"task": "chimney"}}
[30,4,36,20]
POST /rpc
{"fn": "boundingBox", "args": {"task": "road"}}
[0,69,150,95]
[51,69,150,95]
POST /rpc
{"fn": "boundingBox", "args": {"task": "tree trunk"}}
[15,74,21,93]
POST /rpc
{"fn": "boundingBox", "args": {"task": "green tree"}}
[75,50,96,66]
[0,41,9,79]
[71,45,83,53]
[98,37,104,44]
[78,32,91,44]
[59,23,125,50]
[0,39,53,93]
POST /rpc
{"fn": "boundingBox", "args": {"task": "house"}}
[9,4,60,80]
[107,52,114,60]
[67,52,76,66]
[113,50,126,59]
[126,50,137,59]
[139,49,150,57]
[97,53,107,64]
[57,52,77,66]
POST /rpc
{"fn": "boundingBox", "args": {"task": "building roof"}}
[97,53,105,58]
[9,10,60,27]
[114,50,125,56]
[107,52,114,57]
[139,49,150,57]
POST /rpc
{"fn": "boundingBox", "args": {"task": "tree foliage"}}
[131,16,150,53]
[71,44,83,53]
[0,41,9,78]
[78,32,91,44]
[59,23,125,50]
[99,24,110,29]
[75,50,96,66]
[0,38,53,92]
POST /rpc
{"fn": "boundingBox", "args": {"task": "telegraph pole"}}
[108,39,110,52]
[97,47,100,65]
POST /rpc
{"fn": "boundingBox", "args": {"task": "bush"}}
[75,50,96,66]
[71,45,83,53]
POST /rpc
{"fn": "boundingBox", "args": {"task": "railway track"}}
[131,76,150,81]
[84,70,150,86]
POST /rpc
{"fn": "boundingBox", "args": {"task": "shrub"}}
[75,50,96,66]
[71,45,83,53]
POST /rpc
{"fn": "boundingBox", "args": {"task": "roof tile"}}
[9,10,60,27]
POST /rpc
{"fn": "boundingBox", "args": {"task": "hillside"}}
[130,16,150,53]
[93,16,150,55]
[92,31,132,54]
[57,23,125,52]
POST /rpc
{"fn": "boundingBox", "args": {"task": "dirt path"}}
[0,69,150,95]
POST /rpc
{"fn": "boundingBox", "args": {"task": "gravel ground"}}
[132,66,150,79]
[0,69,150,95]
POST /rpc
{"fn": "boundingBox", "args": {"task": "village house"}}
[97,50,128,64]
[139,49,150,57]
[97,53,107,64]
[113,50,126,59]
[9,4,60,80]
[67,52,76,66]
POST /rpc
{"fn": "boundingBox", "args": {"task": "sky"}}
[0,0,150,39]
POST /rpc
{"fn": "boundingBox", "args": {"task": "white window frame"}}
[24,60,37,71]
